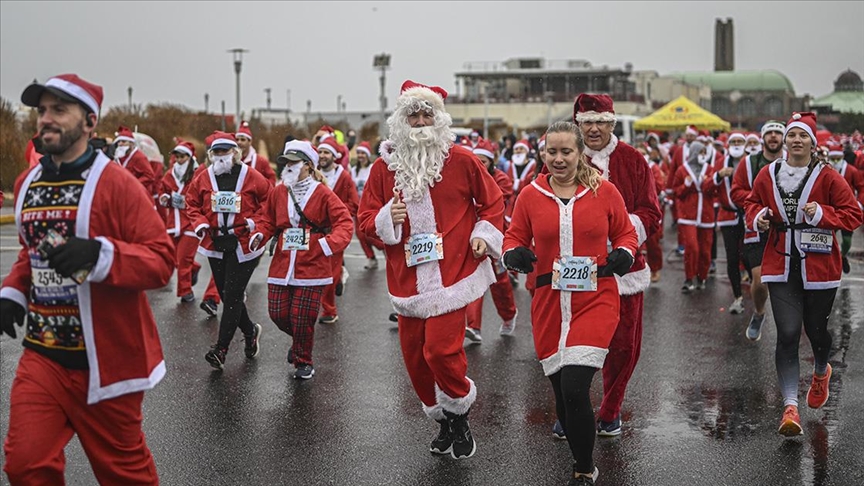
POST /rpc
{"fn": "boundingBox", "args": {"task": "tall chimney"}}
[714,18,735,71]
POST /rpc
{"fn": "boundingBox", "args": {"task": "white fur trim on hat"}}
[538,139,546,150]
[828,150,844,158]
[685,126,699,136]
[210,137,238,148]
[172,145,193,157]
[114,135,136,144]
[727,133,746,142]
[356,146,371,157]
[400,86,446,112]
[575,111,616,123]
[473,148,495,160]
[746,133,761,142]
[513,141,530,152]
[46,77,100,117]
[318,141,340,157]
[785,120,815,145]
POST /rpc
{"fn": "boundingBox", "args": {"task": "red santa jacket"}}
[357,143,504,319]
[732,153,769,244]
[503,174,638,375]
[673,162,719,227]
[323,164,360,217]
[242,148,277,185]
[584,135,662,295]
[1,152,174,404]
[505,158,537,193]
[159,164,207,237]
[492,168,515,228]
[713,154,745,226]
[259,180,354,286]
[836,160,864,211]
[186,163,272,263]
[117,147,155,195]
[665,143,688,193]
[745,161,862,289]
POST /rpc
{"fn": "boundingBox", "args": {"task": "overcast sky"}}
[2,1,862,115]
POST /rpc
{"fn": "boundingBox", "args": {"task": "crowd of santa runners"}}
[1,73,862,485]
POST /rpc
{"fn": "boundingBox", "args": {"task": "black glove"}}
[598,248,635,277]
[0,298,26,339]
[503,247,537,274]
[45,237,102,279]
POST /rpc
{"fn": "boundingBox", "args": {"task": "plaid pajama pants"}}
[268,284,324,366]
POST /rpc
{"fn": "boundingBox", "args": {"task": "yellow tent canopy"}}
[634,95,731,131]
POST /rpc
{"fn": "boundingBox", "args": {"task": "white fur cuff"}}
[319,237,333,256]
[0,287,28,310]
[435,378,477,416]
[615,264,651,295]
[628,214,647,246]
[805,203,823,227]
[423,402,446,421]
[374,199,403,245]
[87,236,115,283]
[470,220,503,259]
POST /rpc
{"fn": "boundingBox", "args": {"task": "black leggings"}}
[767,261,836,407]
[549,365,597,474]
[209,252,259,349]
[720,221,746,298]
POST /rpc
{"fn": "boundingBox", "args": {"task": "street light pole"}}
[483,81,489,139]
[228,48,249,129]
[127,86,133,112]
[373,53,391,141]
[265,88,272,110]
[204,93,209,113]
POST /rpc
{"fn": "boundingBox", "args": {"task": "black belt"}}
[209,222,248,237]
[535,265,611,288]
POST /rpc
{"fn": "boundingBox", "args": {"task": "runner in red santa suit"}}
[826,142,864,274]
[465,139,518,342]
[112,125,155,195]
[672,141,719,292]
[158,140,207,303]
[573,93,662,437]
[504,139,538,193]
[258,140,354,380]
[641,140,668,283]
[357,80,504,459]
[185,131,271,370]
[199,137,224,319]
[731,120,786,341]
[666,125,699,256]
[504,121,637,485]
[235,121,277,185]
[316,137,359,324]
[746,112,862,436]
[352,141,384,269]
[1,74,174,484]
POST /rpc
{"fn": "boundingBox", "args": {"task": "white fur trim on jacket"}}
[0,287,27,309]
[615,264,651,295]
[583,135,619,179]
[390,259,496,318]
[435,378,477,416]
[470,220,503,259]
[374,199,402,245]
[628,213,647,246]
[86,236,115,283]
[541,345,608,376]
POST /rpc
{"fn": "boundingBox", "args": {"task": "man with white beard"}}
[357,80,504,460]
[504,139,536,192]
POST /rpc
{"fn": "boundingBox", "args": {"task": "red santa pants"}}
[268,284,323,366]
[174,235,199,297]
[203,275,221,304]
[398,308,473,413]
[466,265,517,330]
[599,293,643,422]
[3,350,158,485]
[355,217,384,260]
[320,252,344,317]
[645,216,664,273]
[679,225,713,281]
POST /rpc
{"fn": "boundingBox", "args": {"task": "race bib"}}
[552,256,597,292]
[171,191,186,209]
[31,257,78,304]
[405,233,443,267]
[282,227,310,251]
[211,191,241,213]
[800,228,833,254]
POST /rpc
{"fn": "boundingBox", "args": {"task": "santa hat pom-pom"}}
[792,113,802,120]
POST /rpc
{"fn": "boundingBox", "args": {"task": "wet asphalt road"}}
[1,220,863,486]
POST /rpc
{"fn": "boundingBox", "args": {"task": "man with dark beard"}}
[357,80,504,460]
[1,74,174,484]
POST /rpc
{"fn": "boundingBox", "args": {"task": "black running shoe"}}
[430,419,453,454]
[445,411,476,459]
[200,298,218,318]
[244,323,261,359]
[205,346,227,370]
[294,364,315,380]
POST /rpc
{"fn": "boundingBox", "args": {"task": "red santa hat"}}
[727,132,746,144]
[171,141,196,158]
[538,135,547,150]
[317,138,342,158]
[746,132,761,143]
[206,131,238,150]
[685,125,699,136]
[399,80,448,112]
[235,121,253,140]
[21,73,104,119]
[646,131,662,143]
[696,130,710,143]
[356,141,372,157]
[473,139,496,161]
[460,137,472,146]
[513,139,531,152]
[573,93,615,124]
[114,125,136,144]
[827,142,844,158]
[317,125,335,141]
[785,112,817,145]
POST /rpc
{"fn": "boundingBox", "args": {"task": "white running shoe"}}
[464,326,482,343]
[341,266,350,285]
[729,297,745,314]
[364,258,378,270]
[499,309,517,336]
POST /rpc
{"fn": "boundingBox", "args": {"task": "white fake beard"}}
[512,153,527,166]
[777,161,809,194]
[114,145,129,160]
[745,145,760,154]
[698,153,711,164]
[173,161,189,179]
[212,155,235,176]
[281,164,301,186]
[388,124,451,202]
[728,146,746,159]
